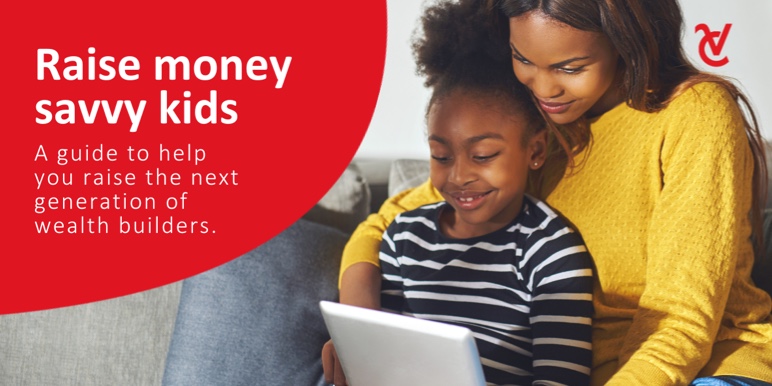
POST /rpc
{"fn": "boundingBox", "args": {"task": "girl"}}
[325,2,594,384]
[378,62,594,385]
[338,0,772,385]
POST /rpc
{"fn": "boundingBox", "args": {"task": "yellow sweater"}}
[340,82,772,385]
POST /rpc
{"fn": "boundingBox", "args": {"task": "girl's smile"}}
[428,89,546,239]
[446,189,493,211]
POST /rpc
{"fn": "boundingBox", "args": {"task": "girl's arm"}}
[322,263,382,386]
[338,179,442,286]
[528,224,594,385]
[376,221,405,313]
[324,180,440,385]
[340,263,382,309]
[607,84,754,385]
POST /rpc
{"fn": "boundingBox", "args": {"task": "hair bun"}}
[413,0,510,87]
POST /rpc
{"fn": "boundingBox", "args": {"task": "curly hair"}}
[413,0,543,141]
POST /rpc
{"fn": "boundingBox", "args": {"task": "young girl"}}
[324,1,594,385]
[338,0,772,385]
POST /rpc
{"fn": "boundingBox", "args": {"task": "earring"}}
[533,162,539,167]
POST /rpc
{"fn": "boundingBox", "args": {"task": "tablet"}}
[319,301,486,386]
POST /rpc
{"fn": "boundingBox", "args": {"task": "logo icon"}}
[695,23,732,67]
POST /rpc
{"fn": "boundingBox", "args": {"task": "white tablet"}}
[319,301,486,386]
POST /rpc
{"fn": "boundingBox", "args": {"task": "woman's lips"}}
[448,190,491,210]
[538,99,574,114]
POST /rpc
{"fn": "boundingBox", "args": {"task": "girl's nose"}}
[448,158,477,186]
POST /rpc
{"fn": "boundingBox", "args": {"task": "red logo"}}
[695,23,732,67]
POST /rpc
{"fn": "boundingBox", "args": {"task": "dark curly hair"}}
[413,0,544,144]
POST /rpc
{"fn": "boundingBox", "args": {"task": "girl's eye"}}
[432,155,451,163]
[473,152,500,162]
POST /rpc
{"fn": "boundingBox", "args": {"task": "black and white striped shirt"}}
[380,196,593,386]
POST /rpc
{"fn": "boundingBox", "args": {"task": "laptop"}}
[319,301,486,386]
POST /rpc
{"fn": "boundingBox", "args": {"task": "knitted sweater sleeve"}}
[338,179,442,285]
[607,83,755,385]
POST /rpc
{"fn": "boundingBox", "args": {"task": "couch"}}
[1,156,769,385]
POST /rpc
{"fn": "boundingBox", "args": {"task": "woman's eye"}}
[560,66,584,75]
[431,155,451,163]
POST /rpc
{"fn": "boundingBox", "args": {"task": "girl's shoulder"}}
[392,201,445,228]
[521,195,584,245]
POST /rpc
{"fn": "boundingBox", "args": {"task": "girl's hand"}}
[324,259,382,385]
[321,339,347,385]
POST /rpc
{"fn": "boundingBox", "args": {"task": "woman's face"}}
[508,11,623,124]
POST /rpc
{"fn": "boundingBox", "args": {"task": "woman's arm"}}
[607,84,754,385]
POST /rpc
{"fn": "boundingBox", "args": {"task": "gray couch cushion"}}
[388,159,430,197]
[354,159,392,213]
[303,163,371,234]
[0,282,182,386]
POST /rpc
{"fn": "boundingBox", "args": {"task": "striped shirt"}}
[380,195,593,386]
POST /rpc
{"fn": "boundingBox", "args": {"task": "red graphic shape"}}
[0,1,386,313]
[695,23,732,67]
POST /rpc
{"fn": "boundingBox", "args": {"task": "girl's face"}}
[428,90,546,239]
[509,11,623,124]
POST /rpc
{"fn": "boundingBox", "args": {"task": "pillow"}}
[388,159,430,198]
[0,282,181,386]
[303,163,371,234]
